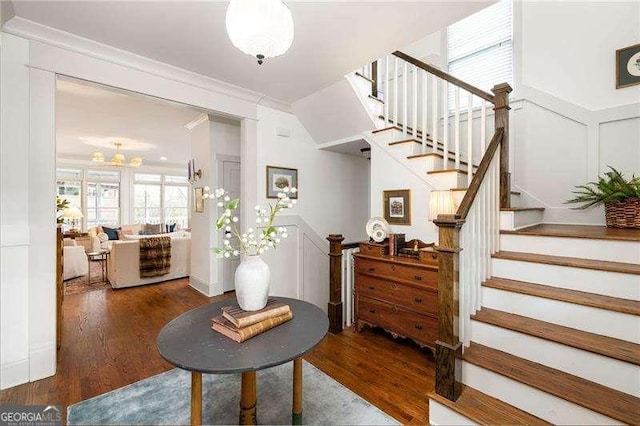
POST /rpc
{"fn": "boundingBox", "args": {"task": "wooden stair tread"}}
[427,168,468,175]
[500,207,544,212]
[354,71,375,84]
[472,307,640,366]
[428,384,550,425]
[484,277,640,316]
[500,224,640,242]
[452,187,520,195]
[368,94,384,103]
[492,250,640,275]
[406,152,476,168]
[388,138,422,146]
[463,343,640,425]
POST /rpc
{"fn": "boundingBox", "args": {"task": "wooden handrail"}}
[455,127,504,219]
[392,51,495,104]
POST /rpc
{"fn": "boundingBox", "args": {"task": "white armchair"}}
[63,239,88,280]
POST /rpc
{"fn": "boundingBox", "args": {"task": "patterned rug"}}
[67,361,399,425]
[64,260,111,296]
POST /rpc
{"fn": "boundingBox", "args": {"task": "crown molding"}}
[184,113,210,131]
[2,17,293,114]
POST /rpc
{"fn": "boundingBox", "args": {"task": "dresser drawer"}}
[356,275,437,316]
[358,296,437,345]
[355,258,437,289]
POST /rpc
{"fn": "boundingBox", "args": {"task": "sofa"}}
[106,235,191,289]
[63,239,89,280]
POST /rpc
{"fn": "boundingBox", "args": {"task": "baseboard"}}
[29,344,56,382]
[189,275,213,297]
[1,358,29,390]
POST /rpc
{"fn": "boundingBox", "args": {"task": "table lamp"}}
[429,190,456,221]
[62,207,84,233]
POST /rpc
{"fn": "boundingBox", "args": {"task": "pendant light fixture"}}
[225,0,294,65]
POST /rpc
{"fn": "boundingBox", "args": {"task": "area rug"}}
[67,361,399,425]
[64,260,111,296]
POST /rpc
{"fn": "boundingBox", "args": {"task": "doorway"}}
[221,159,241,292]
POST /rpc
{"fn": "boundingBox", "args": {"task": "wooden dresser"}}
[353,245,438,352]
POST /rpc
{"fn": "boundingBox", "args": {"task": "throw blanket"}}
[139,236,171,278]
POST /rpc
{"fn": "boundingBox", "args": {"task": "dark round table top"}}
[157,297,328,374]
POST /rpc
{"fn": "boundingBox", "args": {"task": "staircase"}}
[349,52,640,424]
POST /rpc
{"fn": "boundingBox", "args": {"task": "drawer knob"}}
[368,285,375,290]
[392,306,398,313]
[391,265,397,271]
[369,309,376,314]
[391,283,398,290]
[368,267,375,272]
[414,275,423,281]
[414,323,423,330]
[414,297,423,303]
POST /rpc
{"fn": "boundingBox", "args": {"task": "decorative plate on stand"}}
[365,217,391,243]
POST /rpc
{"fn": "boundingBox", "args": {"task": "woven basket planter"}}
[604,198,640,228]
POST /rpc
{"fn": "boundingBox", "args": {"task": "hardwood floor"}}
[0,278,434,424]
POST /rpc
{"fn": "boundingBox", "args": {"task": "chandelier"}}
[92,142,143,168]
[225,0,294,65]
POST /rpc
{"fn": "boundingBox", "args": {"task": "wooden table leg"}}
[292,358,303,425]
[191,372,202,426]
[239,371,257,425]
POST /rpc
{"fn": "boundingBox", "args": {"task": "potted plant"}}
[56,196,70,225]
[566,166,640,228]
[204,186,297,311]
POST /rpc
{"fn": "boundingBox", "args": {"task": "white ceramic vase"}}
[234,255,270,311]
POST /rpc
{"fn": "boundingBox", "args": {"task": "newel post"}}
[492,83,513,209]
[433,215,464,401]
[327,234,345,334]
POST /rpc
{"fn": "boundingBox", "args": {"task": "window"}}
[133,173,189,228]
[86,170,121,228]
[447,0,512,108]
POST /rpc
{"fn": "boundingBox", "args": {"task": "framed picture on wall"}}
[266,166,298,199]
[383,189,411,225]
[194,187,205,213]
[616,43,640,89]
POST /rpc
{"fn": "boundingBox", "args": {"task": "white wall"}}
[256,105,370,243]
[369,143,438,244]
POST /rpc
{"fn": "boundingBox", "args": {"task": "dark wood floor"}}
[0,279,433,424]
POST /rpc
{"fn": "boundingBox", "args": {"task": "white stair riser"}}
[499,234,640,264]
[428,171,468,189]
[499,210,543,231]
[388,142,419,158]
[367,98,383,117]
[471,321,640,397]
[428,400,476,426]
[481,287,640,343]
[407,155,441,174]
[461,361,619,425]
[492,258,640,301]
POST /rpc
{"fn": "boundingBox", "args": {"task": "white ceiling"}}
[56,76,205,167]
[9,1,492,103]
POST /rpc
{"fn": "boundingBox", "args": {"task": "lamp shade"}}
[429,190,455,221]
[226,0,294,63]
[62,207,84,220]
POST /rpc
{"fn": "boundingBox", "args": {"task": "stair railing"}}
[366,51,512,204]
[327,235,363,334]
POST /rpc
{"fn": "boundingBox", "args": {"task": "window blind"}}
[447,0,513,108]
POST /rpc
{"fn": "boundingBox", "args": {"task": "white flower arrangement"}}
[203,186,297,258]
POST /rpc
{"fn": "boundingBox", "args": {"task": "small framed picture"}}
[266,166,298,199]
[194,187,205,213]
[616,43,640,89]
[383,189,411,225]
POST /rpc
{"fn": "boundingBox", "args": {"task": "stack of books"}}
[211,298,293,343]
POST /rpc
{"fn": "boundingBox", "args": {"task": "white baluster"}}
[467,92,473,185]
[442,81,449,169]
[412,65,418,138]
[384,56,389,127]
[454,86,461,169]
[421,71,427,152]
[480,100,487,154]
[394,57,398,128]
[403,61,408,136]
[431,76,439,153]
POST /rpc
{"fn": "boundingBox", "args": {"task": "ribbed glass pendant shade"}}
[226,0,294,64]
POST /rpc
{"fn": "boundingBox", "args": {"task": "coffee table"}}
[157,297,328,425]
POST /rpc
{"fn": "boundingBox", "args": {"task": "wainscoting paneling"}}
[598,117,640,176]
